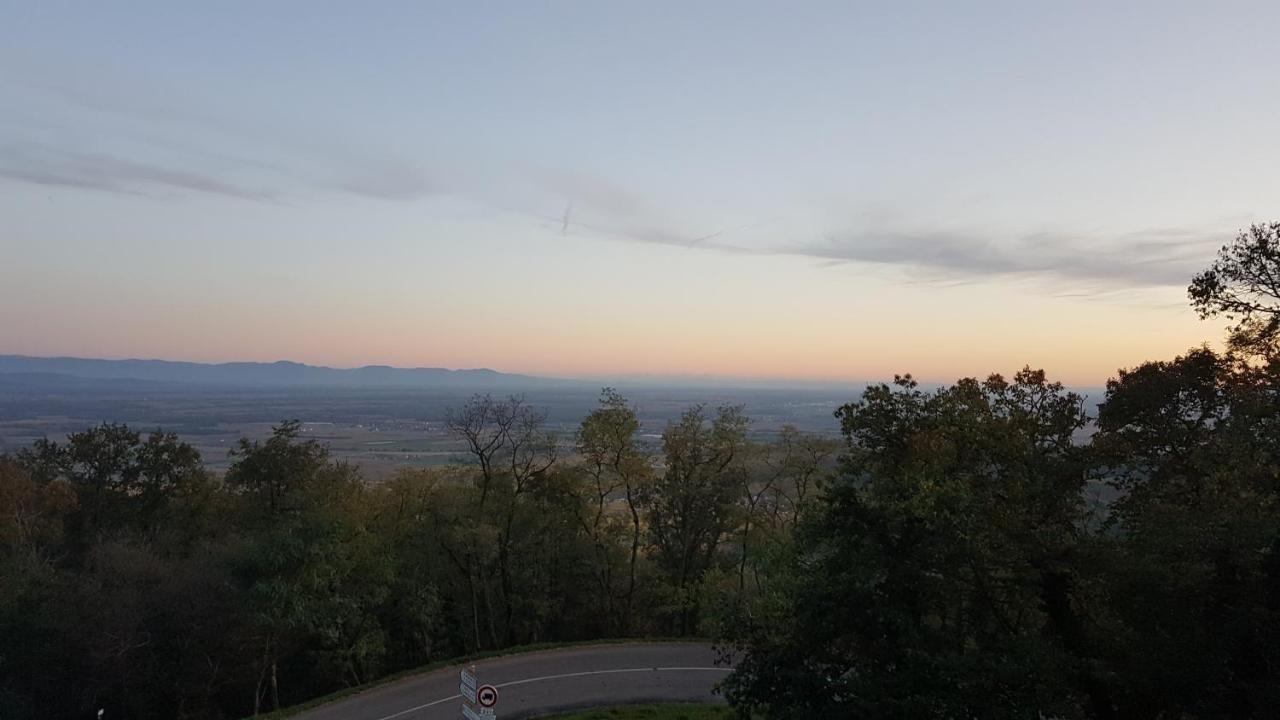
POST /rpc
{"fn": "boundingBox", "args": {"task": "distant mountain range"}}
[0,355,553,389]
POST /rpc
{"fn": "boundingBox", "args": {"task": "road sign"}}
[460,665,497,720]
[460,666,478,704]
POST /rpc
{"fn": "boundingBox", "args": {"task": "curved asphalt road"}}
[294,642,734,720]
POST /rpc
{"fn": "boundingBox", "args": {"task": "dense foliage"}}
[0,394,834,719]
[722,225,1280,719]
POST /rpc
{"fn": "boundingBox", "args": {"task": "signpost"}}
[460,665,477,704]
[460,665,497,720]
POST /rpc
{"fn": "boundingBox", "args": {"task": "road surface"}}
[293,642,734,720]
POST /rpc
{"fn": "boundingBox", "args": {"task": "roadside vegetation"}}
[3,224,1280,719]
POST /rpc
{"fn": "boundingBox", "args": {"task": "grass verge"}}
[250,637,710,720]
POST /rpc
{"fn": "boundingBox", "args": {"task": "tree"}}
[575,388,653,634]
[0,457,76,563]
[1189,221,1280,355]
[736,426,839,594]
[369,470,455,666]
[226,420,329,518]
[133,430,205,536]
[13,425,204,548]
[646,404,748,635]
[445,395,558,647]
[1,443,232,720]
[1090,348,1280,717]
[227,424,379,715]
[760,425,838,532]
[0,458,79,716]
[14,438,66,485]
[60,423,142,543]
[723,370,1094,719]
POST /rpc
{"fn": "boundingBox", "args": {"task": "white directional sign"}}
[460,666,478,704]
[460,665,497,720]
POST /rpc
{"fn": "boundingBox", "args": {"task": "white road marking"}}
[369,666,731,720]
[369,693,460,720]
[497,666,731,689]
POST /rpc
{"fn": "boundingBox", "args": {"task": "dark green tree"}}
[226,420,329,518]
[14,424,204,548]
[723,369,1094,719]
[1090,347,1280,717]
[227,422,386,714]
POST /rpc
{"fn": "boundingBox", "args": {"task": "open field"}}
[0,377,859,478]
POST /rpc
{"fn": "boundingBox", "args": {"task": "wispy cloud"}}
[1,60,438,204]
[783,227,1222,288]
[0,143,278,202]
[512,162,1226,291]
[518,172,1224,289]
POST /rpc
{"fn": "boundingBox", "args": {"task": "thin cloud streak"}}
[515,165,1226,291]
[544,200,1226,290]
[0,143,278,202]
[786,227,1224,288]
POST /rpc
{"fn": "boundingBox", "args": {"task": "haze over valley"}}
[0,354,881,477]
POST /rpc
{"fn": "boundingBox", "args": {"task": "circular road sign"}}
[477,684,499,708]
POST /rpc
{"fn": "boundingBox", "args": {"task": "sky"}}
[2,1,1278,385]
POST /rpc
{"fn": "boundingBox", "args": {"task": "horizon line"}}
[0,351,1114,390]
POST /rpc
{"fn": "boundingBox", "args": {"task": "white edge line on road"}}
[496,666,732,689]
[369,693,460,720]
[370,666,731,720]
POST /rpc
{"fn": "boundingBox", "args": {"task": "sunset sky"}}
[3,1,1278,385]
